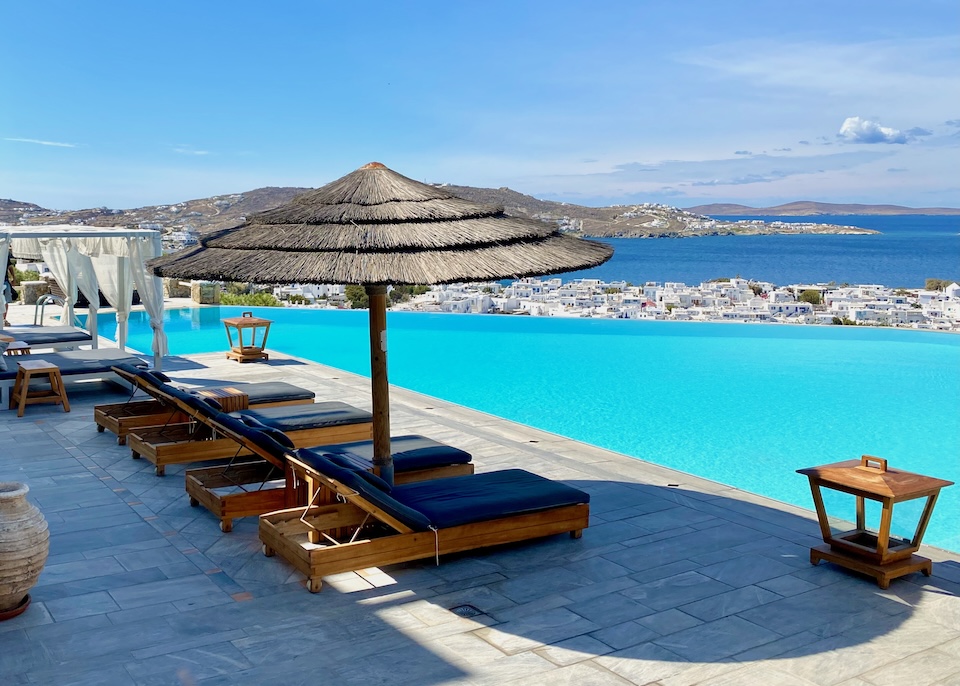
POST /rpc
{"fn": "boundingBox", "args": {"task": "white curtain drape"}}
[91,254,133,351]
[0,239,9,325]
[66,250,100,348]
[126,237,167,361]
[1,228,166,368]
[0,239,9,295]
[39,238,76,327]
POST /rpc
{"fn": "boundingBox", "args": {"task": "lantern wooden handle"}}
[860,455,887,472]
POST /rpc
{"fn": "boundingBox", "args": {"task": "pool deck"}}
[2,309,959,685]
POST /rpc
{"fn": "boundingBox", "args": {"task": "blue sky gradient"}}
[2,1,958,209]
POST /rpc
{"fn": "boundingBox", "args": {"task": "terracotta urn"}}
[0,482,49,620]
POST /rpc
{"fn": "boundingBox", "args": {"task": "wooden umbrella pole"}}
[366,285,393,485]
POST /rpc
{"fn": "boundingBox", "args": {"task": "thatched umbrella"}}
[151,162,613,483]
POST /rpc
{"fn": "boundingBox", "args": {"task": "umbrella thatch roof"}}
[150,162,613,285]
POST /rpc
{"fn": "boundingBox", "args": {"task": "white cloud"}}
[4,137,76,148]
[172,145,210,156]
[838,117,907,144]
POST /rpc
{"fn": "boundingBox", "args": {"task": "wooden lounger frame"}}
[94,366,313,444]
[129,417,373,476]
[259,454,589,593]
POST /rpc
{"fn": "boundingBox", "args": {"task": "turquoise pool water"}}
[94,307,960,552]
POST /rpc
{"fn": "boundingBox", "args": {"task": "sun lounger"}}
[0,349,147,410]
[125,382,373,475]
[0,325,92,351]
[95,364,316,444]
[259,449,590,592]
[184,413,474,532]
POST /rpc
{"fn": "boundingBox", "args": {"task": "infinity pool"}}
[95,307,960,552]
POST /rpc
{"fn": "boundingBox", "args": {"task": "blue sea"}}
[563,215,960,288]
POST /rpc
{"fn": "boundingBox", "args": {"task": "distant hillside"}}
[685,201,960,216]
[0,187,309,233]
[2,185,878,238]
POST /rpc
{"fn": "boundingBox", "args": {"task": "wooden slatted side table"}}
[195,387,250,414]
[798,455,953,588]
[10,359,71,417]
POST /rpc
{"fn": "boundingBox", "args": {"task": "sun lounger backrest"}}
[152,383,215,419]
[291,450,432,533]
[204,412,293,469]
[112,364,145,387]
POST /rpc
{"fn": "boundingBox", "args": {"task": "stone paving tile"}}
[696,551,799,587]
[652,615,783,662]
[43,589,121,621]
[589,619,660,650]
[107,574,225,610]
[679,584,782,622]
[635,607,704,636]
[858,648,960,686]
[124,642,254,684]
[595,641,694,684]
[566,591,655,626]
[32,567,169,602]
[113,544,190,571]
[474,607,601,655]
[534,633,615,666]
[621,570,735,611]
[25,660,137,686]
[36,555,127,587]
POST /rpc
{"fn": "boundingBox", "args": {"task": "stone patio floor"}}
[1,325,959,684]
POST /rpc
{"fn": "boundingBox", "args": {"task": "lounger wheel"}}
[155,466,165,476]
[97,425,105,433]
[117,436,126,446]
[262,544,275,558]
[131,451,141,460]
[220,519,233,533]
[307,578,323,593]
[189,497,199,507]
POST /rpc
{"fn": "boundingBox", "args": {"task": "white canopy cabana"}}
[0,225,167,369]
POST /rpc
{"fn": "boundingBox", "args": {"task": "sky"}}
[2,1,959,210]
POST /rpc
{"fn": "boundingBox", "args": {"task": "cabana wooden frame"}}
[0,225,166,369]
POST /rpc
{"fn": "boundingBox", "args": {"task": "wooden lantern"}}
[797,455,953,588]
[222,312,272,363]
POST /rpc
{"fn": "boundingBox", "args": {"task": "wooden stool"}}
[10,359,71,417]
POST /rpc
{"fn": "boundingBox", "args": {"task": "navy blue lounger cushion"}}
[392,470,590,529]
[292,448,589,533]
[233,402,372,432]
[129,368,315,405]
[0,325,92,346]
[220,382,314,404]
[211,413,295,462]
[297,435,471,473]
[0,349,147,381]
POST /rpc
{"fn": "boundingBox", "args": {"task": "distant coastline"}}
[684,201,960,216]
